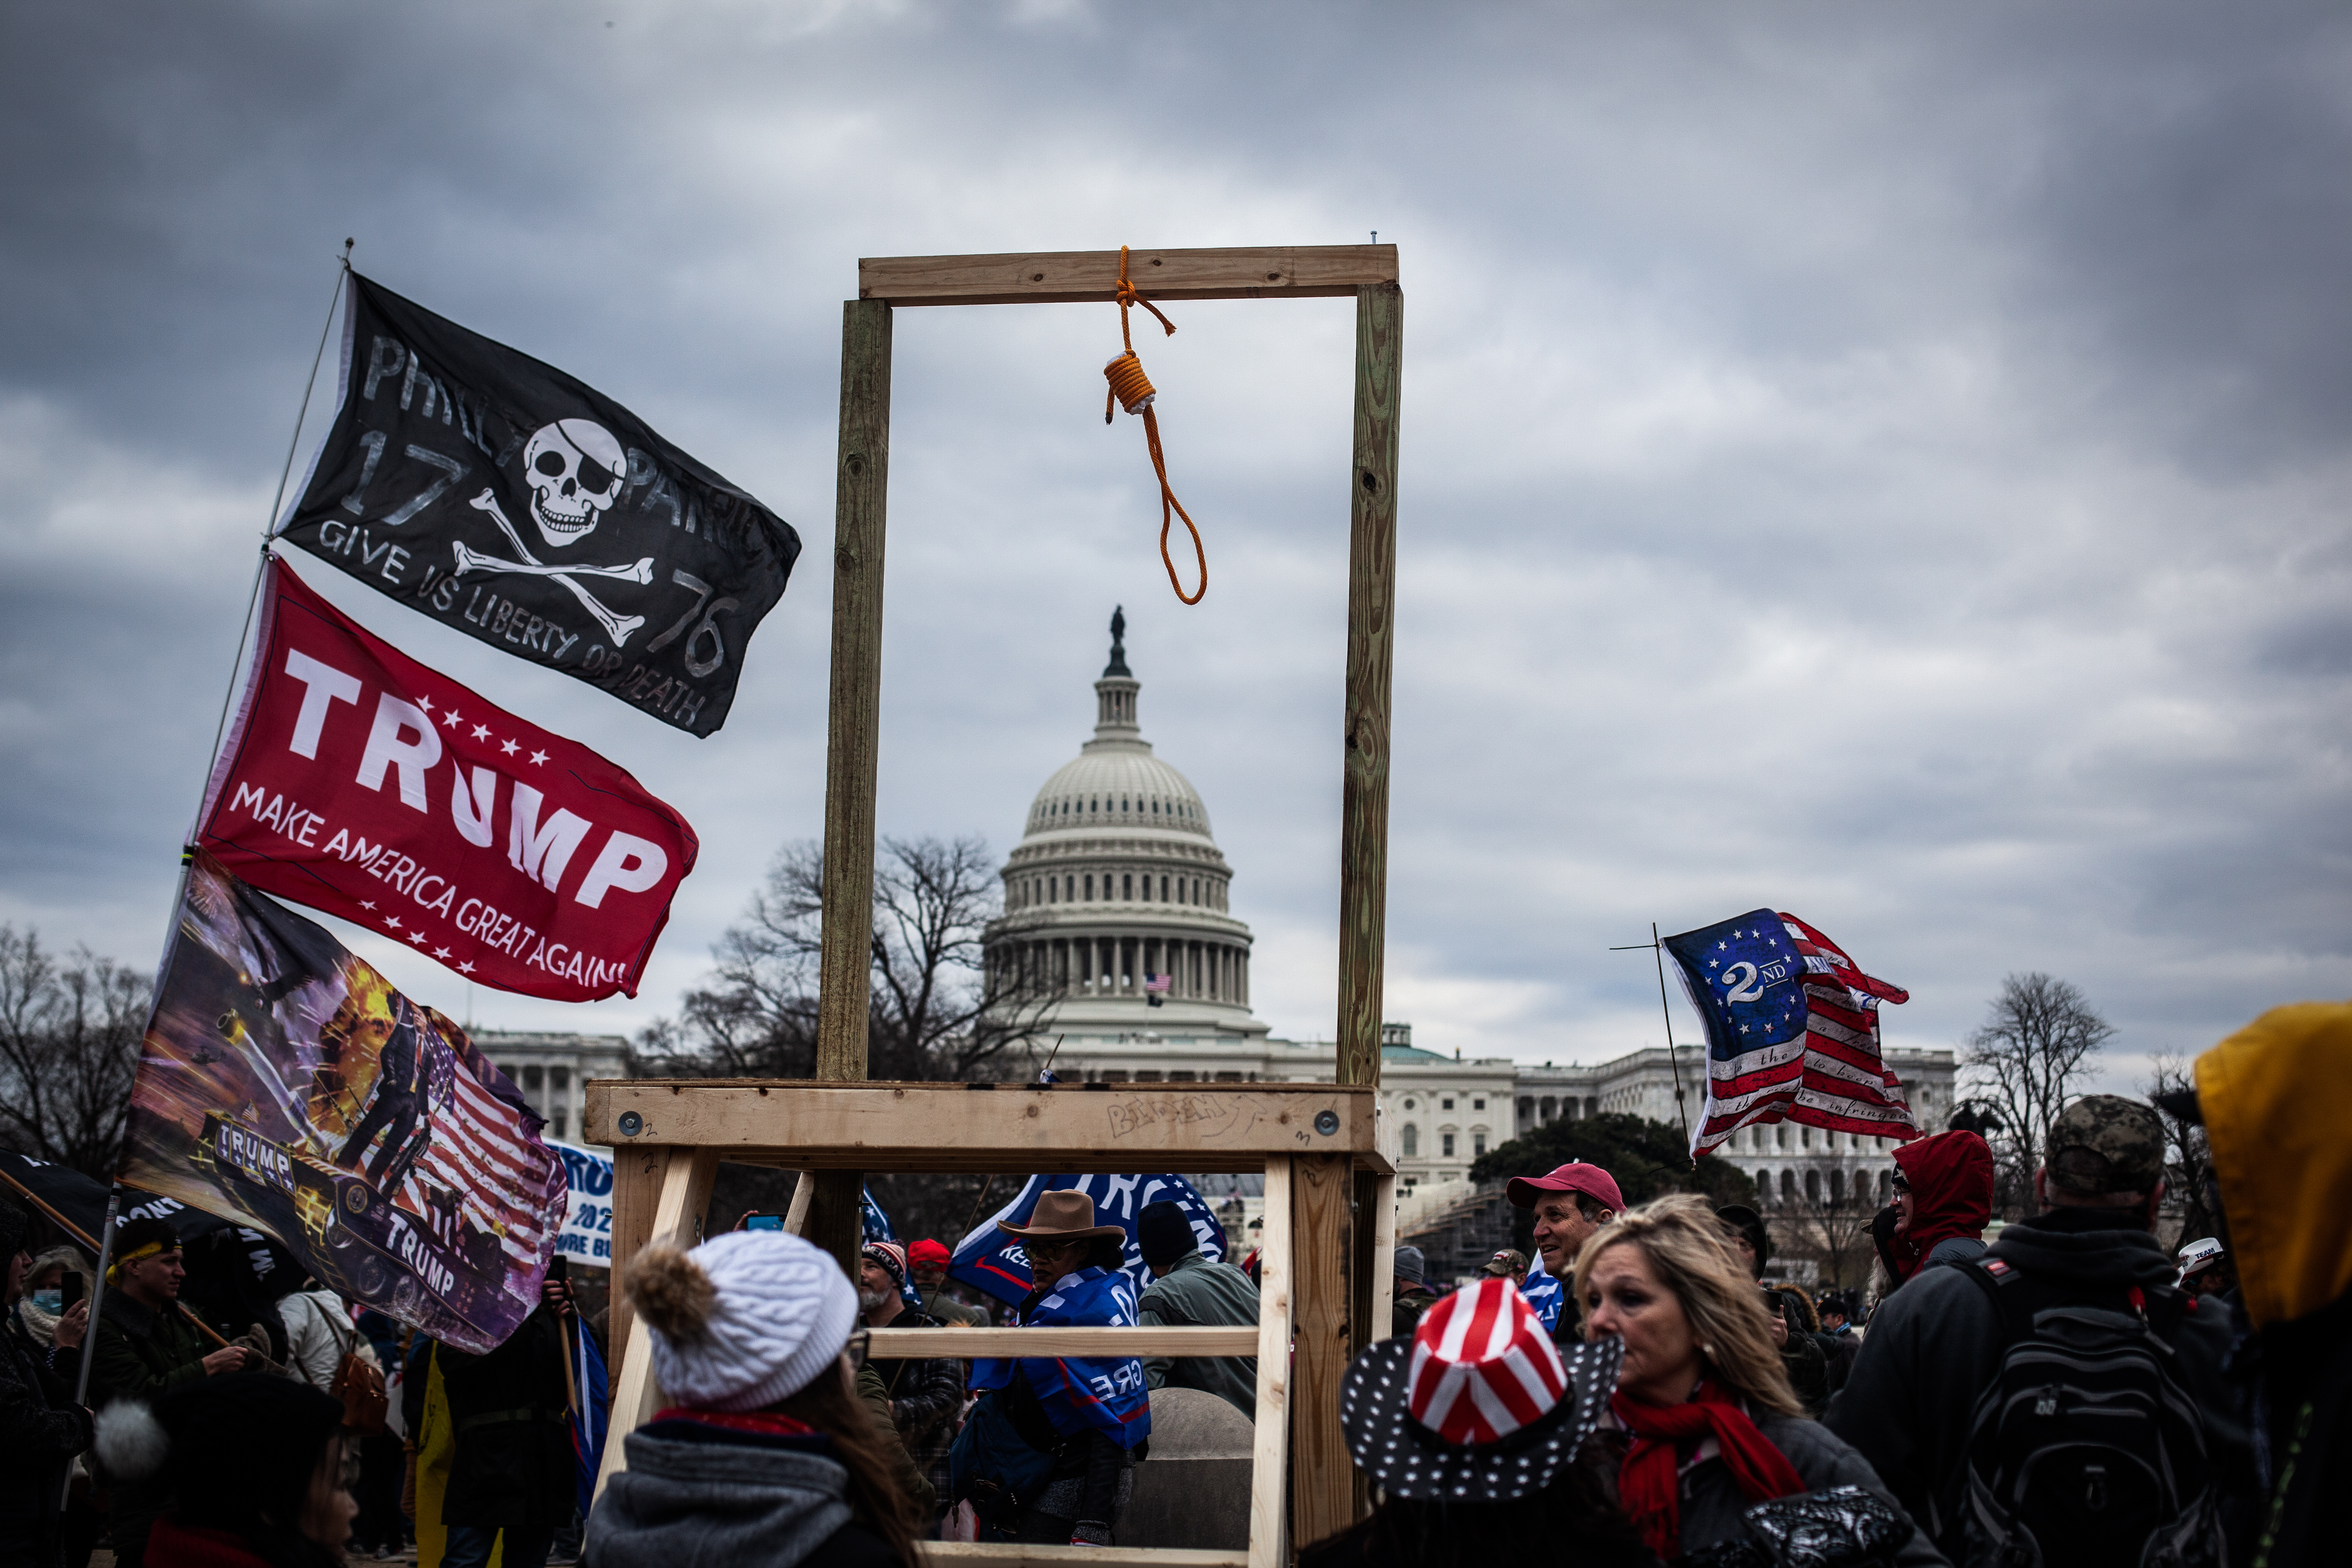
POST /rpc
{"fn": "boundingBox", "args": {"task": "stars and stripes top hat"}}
[1339,1276,1622,1501]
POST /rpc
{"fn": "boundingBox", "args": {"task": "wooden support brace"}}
[595,1146,716,1501]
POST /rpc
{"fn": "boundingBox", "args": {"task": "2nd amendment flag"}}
[276,273,801,737]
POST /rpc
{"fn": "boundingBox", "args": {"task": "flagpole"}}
[1610,928,1697,1158]
[191,240,353,833]
[68,1187,122,1416]
[1649,923,1698,1164]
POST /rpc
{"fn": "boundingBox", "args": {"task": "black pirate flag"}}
[276,274,801,737]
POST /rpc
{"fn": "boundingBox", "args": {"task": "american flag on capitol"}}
[1662,909,1920,1155]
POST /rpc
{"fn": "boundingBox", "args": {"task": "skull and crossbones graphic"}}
[454,419,654,646]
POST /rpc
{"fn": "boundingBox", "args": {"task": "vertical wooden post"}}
[1335,280,1401,1092]
[605,1143,671,1370]
[595,1146,717,1500]
[1246,1158,1295,1568]
[1289,1152,1354,1551]
[1331,279,1402,1529]
[812,298,893,1277]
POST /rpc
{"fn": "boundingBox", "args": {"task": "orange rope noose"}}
[1103,245,1207,604]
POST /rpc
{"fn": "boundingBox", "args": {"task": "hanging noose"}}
[1101,246,1207,605]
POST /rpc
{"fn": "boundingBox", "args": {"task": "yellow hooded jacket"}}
[2195,1000,2352,1330]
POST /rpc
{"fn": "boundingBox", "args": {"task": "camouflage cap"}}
[2045,1094,2166,1195]
[1483,1249,1528,1276]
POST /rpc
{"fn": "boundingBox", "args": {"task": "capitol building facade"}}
[983,619,1955,1219]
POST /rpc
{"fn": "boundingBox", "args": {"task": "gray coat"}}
[1678,1413,1948,1568]
[1137,1251,1258,1420]
[586,1424,897,1568]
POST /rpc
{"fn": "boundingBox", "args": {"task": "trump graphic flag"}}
[123,852,567,1352]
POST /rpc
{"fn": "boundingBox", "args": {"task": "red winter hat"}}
[1506,1161,1625,1213]
[907,1239,952,1269]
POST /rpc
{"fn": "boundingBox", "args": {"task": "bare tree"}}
[0,927,152,1179]
[638,836,1058,1082]
[1961,972,2115,1215]
[2145,1052,2218,1248]
[1772,1147,1887,1290]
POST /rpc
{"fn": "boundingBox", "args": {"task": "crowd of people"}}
[3,1001,2344,1567]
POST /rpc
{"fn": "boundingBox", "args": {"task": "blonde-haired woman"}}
[1573,1194,1946,1565]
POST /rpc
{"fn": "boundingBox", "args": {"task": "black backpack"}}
[1954,1256,2223,1568]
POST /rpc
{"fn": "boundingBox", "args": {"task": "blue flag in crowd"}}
[569,1318,608,1519]
[1521,1253,1563,1332]
[968,1265,1153,1449]
[947,1173,1226,1307]
[859,1184,922,1309]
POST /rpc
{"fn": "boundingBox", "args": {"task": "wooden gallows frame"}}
[588,243,1405,1568]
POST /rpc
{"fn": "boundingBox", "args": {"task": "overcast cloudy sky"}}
[5,1,2347,1096]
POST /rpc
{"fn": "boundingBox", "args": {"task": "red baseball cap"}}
[1506,1162,1625,1213]
[906,1239,952,1269]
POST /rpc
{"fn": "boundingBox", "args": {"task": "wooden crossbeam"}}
[859,245,1397,308]
[585,1081,1386,1174]
[873,1326,1256,1358]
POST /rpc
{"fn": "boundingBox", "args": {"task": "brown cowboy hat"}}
[995,1189,1126,1243]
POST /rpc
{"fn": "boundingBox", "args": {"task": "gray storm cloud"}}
[1,0,2346,1090]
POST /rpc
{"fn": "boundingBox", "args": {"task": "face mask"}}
[30,1291,62,1315]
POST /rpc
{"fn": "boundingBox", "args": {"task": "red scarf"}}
[652,1406,819,1438]
[1611,1381,1807,1559]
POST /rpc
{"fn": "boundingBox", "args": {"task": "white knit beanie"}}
[626,1230,859,1413]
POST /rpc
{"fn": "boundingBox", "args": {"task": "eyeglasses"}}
[843,1328,870,1373]
[1890,1175,1911,1194]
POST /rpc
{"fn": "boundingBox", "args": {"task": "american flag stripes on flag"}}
[1663,908,1920,1155]
[409,1014,562,1275]
[1143,974,1171,994]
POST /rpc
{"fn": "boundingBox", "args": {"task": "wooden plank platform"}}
[584,1080,1388,1174]
[859,245,1396,307]
[923,1547,1245,1568]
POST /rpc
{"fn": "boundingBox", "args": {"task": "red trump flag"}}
[195,557,697,1001]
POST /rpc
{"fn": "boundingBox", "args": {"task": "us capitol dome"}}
[983,608,1268,1047]
[980,612,1957,1272]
